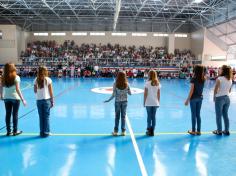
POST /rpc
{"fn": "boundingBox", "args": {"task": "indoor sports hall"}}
[0,0,236,176]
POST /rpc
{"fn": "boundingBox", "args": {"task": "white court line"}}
[126,115,148,176]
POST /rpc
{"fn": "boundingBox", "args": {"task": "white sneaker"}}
[121,131,126,136]
[112,132,118,136]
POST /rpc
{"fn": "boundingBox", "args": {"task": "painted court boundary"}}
[1,131,236,136]
[126,115,148,176]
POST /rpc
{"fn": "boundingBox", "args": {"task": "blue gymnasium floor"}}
[0,78,236,176]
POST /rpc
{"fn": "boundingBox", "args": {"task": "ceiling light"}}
[193,0,203,3]
[163,8,169,11]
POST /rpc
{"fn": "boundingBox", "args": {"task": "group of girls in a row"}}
[0,63,233,137]
[105,64,233,136]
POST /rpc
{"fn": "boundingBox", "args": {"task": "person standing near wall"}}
[213,65,233,136]
[0,63,27,136]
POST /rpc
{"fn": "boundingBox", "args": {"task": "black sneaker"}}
[149,128,154,136]
[212,130,222,135]
[6,132,13,136]
[13,131,23,136]
[223,131,230,136]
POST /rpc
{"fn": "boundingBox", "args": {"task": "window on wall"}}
[132,33,147,37]
[90,32,105,36]
[153,33,169,37]
[34,33,48,36]
[111,32,127,36]
[72,32,87,36]
[51,32,66,36]
[0,30,2,39]
[175,34,188,38]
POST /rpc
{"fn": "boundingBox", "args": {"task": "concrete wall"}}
[175,36,191,51]
[202,29,228,67]
[26,31,168,47]
[0,25,18,64]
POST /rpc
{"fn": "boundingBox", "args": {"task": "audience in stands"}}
[20,40,196,67]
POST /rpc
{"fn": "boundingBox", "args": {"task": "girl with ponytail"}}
[144,70,161,136]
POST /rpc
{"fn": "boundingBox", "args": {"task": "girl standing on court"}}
[213,65,232,135]
[144,70,161,136]
[34,66,54,137]
[104,71,131,136]
[185,65,205,135]
[0,63,27,136]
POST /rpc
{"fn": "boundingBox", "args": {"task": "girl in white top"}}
[0,63,27,136]
[213,65,233,135]
[144,70,161,136]
[34,66,54,137]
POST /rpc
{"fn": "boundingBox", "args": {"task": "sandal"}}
[188,130,196,135]
[212,130,222,135]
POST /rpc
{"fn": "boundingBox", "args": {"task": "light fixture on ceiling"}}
[181,20,186,23]
[142,19,146,22]
[163,8,169,11]
[193,0,203,3]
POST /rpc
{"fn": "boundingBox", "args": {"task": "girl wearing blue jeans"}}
[0,63,27,136]
[104,71,131,136]
[213,65,232,136]
[144,70,161,136]
[34,66,54,137]
[185,65,205,135]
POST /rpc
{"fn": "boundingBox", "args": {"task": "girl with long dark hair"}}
[104,71,131,136]
[185,65,205,135]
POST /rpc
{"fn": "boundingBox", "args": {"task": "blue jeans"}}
[146,106,158,130]
[190,98,203,132]
[215,96,230,132]
[37,99,51,135]
[114,101,127,132]
[4,99,20,133]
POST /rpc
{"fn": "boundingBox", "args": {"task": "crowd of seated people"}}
[20,40,196,67]
[1,64,235,82]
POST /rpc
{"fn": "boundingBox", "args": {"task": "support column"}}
[168,34,175,54]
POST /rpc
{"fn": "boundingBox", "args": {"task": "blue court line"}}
[0,83,80,132]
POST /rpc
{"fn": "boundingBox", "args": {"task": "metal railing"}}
[20,57,201,67]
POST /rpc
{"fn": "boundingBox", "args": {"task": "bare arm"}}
[15,83,27,106]
[128,86,132,95]
[104,91,115,102]
[185,83,194,106]
[0,84,3,99]
[34,84,37,93]
[157,89,160,103]
[104,84,115,103]
[144,88,148,107]
[48,83,54,107]
[213,79,220,101]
